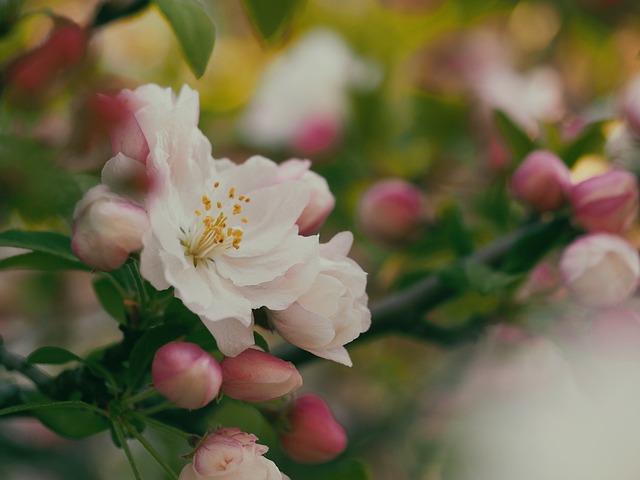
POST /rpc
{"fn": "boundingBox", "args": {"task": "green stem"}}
[139,399,176,416]
[125,420,179,480]
[0,400,108,418]
[0,343,51,392]
[132,412,194,440]
[124,387,158,406]
[127,262,148,316]
[113,420,142,480]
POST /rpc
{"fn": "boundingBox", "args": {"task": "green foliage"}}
[153,0,215,78]
[93,276,127,324]
[241,0,300,42]
[494,110,537,165]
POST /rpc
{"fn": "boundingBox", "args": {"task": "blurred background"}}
[3,0,640,478]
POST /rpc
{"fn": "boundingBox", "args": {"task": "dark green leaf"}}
[560,120,607,168]
[127,324,189,388]
[93,276,127,324]
[253,331,270,353]
[27,346,80,365]
[0,230,77,261]
[153,0,215,78]
[20,392,109,439]
[439,202,473,257]
[329,459,371,480]
[463,261,521,295]
[0,251,88,271]
[242,0,299,42]
[494,110,536,165]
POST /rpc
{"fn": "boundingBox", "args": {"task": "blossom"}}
[221,348,302,402]
[71,185,149,271]
[140,154,319,357]
[269,232,370,366]
[275,159,335,235]
[569,169,639,234]
[559,233,640,308]
[511,150,571,212]
[151,342,222,410]
[279,394,347,464]
[179,428,287,480]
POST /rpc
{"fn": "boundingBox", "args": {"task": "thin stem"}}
[0,343,51,392]
[139,400,176,416]
[125,420,179,480]
[127,262,148,316]
[132,412,194,440]
[113,420,142,480]
[124,388,158,406]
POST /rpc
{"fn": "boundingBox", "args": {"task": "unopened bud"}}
[151,342,222,410]
[511,150,571,212]
[280,394,347,464]
[559,233,640,309]
[71,185,149,271]
[569,169,639,234]
[357,178,426,245]
[221,348,302,403]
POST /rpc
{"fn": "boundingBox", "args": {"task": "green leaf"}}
[93,276,127,324]
[27,346,81,365]
[0,230,77,261]
[439,202,473,257]
[494,110,536,165]
[253,331,270,353]
[463,261,521,295]
[329,459,371,480]
[0,251,88,271]
[560,120,607,168]
[242,0,299,42]
[153,0,215,78]
[20,392,110,439]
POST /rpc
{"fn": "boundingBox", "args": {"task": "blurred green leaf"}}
[93,276,127,324]
[0,230,77,261]
[153,0,215,78]
[463,260,521,295]
[559,120,607,168]
[27,346,80,365]
[494,110,536,165]
[328,459,371,480]
[439,202,474,257]
[20,391,110,439]
[242,0,300,42]
[0,251,88,271]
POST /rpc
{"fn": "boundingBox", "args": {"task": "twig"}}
[0,343,51,392]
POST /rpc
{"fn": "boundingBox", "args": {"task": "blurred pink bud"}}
[180,427,286,479]
[72,185,149,271]
[357,178,425,245]
[221,348,302,402]
[5,18,88,105]
[280,394,347,464]
[292,116,341,156]
[511,150,571,212]
[570,169,639,234]
[151,342,222,410]
[559,233,640,308]
[276,159,335,235]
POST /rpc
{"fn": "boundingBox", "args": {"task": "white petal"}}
[204,317,256,357]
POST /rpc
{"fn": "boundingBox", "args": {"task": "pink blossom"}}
[511,150,571,212]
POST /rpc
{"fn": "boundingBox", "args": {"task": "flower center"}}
[181,182,250,267]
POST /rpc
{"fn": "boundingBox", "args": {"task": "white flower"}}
[269,231,370,366]
[179,428,287,480]
[140,154,319,356]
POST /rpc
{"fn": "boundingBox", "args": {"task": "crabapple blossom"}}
[269,232,370,366]
[220,348,302,402]
[279,394,347,464]
[71,185,149,271]
[275,159,335,235]
[140,154,319,357]
[511,150,571,212]
[179,428,287,480]
[559,233,640,308]
[357,178,426,245]
[151,342,222,410]
[569,169,639,234]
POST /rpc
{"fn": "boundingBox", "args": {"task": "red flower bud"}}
[280,394,347,464]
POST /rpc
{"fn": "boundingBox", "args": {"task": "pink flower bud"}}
[292,116,341,156]
[511,150,571,212]
[569,169,639,234]
[280,394,347,464]
[357,178,425,245]
[151,342,222,410]
[221,349,302,402]
[72,185,149,271]
[276,159,335,235]
[559,234,640,308]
